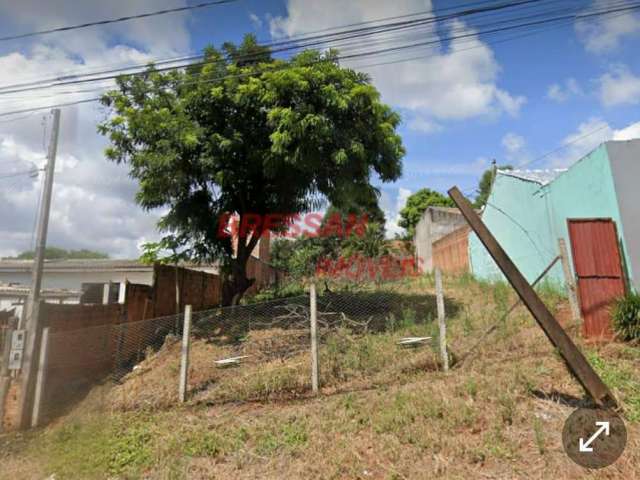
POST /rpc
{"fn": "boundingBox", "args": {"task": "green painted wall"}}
[469,143,634,289]
[469,171,560,285]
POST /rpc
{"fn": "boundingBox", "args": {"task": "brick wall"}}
[433,226,470,275]
[1,264,225,429]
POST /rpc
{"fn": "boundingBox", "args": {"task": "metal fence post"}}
[558,238,581,323]
[179,305,192,403]
[310,282,319,394]
[31,327,50,428]
[435,269,449,372]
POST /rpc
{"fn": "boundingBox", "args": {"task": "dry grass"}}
[2,275,639,479]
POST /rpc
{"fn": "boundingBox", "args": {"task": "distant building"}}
[413,206,468,273]
[0,283,81,317]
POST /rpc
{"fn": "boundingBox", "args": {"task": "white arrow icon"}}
[579,421,610,453]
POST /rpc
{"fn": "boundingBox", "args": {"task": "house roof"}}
[0,259,152,274]
[498,169,566,186]
[0,283,81,299]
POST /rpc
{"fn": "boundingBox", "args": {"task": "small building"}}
[469,140,640,337]
[413,206,468,273]
[0,283,82,318]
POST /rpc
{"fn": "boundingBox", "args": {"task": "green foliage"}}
[99,34,404,299]
[11,247,109,260]
[255,417,309,455]
[398,188,453,238]
[341,222,387,258]
[40,414,153,479]
[587,350,640,422]
[613,292,640,341]
[244,280,306,303]
[473,164,512,209]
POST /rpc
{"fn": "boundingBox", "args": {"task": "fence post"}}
[31,327,50,428]
[435,268,449,372]
[310,282,319,394]
[179,305,192,403]
[558,238,581,323]
[0,317,17,432]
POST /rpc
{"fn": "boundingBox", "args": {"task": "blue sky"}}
[0,0,639,256]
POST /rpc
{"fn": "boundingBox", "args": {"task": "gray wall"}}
[414,207,467,272]
[607,140,640,291]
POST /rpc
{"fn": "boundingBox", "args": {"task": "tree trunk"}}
[222,245,256,306]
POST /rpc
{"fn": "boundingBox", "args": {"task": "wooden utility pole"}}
[448,186,616,408]
[18,109,61,428]
[558,238,581,323]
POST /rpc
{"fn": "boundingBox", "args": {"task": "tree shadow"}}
[191,291,462,345]
[530,388,595,409]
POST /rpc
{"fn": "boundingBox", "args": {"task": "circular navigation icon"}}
[562,407,627,469]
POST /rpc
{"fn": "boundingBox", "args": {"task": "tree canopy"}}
[9,247,109,260]
[474,164,512,208]
[99,35,404,303]
[398,188,453,238]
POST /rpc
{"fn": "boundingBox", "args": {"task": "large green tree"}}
[398,188,453,238]
[99,35,404,304]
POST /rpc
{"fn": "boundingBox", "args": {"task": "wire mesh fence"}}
[32,285,446,425]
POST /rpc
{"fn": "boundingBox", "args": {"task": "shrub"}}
[613,293,640,341]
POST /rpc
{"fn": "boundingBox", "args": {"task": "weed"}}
[587,351,640,422]
[532,417,546,455]
[255,417,309,455]
[464,378,478,399]
[613,293,640,341]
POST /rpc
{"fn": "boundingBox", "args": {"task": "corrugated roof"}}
[0,283,81,298]
[498,168,566,186]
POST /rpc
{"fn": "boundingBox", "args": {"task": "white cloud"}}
[406,157,489,176]
[501,132,531,166]
[271,0,525,124]
[546,117,640,167]
[547,78,583,102]
[612,120,640,140]
[407,116,442,134]
[379,187,412,238]
[598,65,640,106]
[0,1,194,258]
[502,132,525,154]
[576,0,640,54]
[249,12,263,29]
[548,117,613,167]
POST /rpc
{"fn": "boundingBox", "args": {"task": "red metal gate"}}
[568,219,626,339]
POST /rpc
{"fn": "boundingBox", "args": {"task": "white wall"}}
[608,140,640,291]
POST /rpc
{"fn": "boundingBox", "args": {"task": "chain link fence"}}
[30,285,446,425]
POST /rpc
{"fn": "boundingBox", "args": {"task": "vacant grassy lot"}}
[1,275,639,479]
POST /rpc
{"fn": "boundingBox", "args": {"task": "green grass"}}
[34,413,155,479]
[588,350,640,422]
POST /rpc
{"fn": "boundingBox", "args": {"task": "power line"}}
[517,123,612,170]
[0,0,531,91]
[0,169,40,181]
[0,0,571,96]
[0,0,240,43]
[0,0,637,117]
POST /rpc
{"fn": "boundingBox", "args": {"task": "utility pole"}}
[18,108,60,428]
